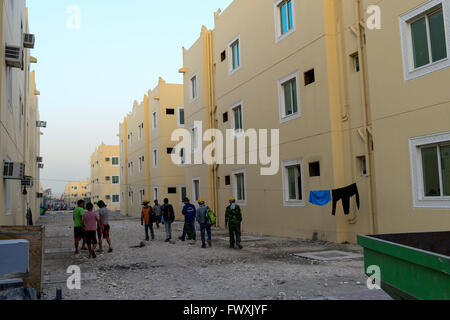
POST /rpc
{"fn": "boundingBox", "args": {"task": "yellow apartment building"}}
[361,0,450,234]
[180,26,218,212]
[1,0,41,226]
[63,179,91,209]
[180,0,450,243]
[89,143,121,212]
[119,78,185,218]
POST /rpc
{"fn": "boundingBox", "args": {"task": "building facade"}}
[63,179,91,209]
[119,78,185,218]
[1,0,41,226]
[179,0,450,243]
[89,143,120,212]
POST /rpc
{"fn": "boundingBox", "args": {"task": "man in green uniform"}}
[225,197,243,249]
[73,200,87,254]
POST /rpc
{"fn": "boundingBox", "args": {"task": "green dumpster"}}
[358,231,450,300]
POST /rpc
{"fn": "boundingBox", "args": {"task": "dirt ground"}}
[38,213,391,300]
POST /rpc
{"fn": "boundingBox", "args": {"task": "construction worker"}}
[196,198,212,248]
[225,197,243,249]
[141,201,155,241]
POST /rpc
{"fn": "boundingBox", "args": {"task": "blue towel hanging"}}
[309,190,332,206]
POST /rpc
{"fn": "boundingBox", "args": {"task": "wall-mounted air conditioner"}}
[38,163,44,169]
[22,176,34,188]
[105,176,111,181]
[105,157,110,162]
[36,156,43,163]
[37,193,43,198]
[23,33,35,49]
[36,121,47,128]
[5,46,23,69]
[3,162,25,180]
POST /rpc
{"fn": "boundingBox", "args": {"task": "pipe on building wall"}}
[355,0,378,234]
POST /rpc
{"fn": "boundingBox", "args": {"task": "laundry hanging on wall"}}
[332,183,360,216]
[309,190,332,206]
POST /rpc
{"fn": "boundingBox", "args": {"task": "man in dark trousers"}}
[141,200,155,241]
[225,197,243,249]
[179,197,196,242]
[162,198,175,242]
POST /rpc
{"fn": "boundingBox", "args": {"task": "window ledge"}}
[280,112,301,124]
[229,66,241,76]
[283,200,306,207]
[276,29,296,44]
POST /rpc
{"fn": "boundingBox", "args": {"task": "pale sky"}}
[27,0,233,195]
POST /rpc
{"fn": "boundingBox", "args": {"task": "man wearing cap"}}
[141,201,155,241]
[179,197,196,242]
[225,197,243,249]
[196,198,212,248]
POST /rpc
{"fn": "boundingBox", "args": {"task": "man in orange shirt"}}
[141,201,155,241]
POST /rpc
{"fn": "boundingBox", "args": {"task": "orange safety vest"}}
[142,207,151,225]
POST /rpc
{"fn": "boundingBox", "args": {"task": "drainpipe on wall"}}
[355,0,378,234]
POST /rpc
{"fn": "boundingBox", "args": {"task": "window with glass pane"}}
[236,173,245,201]
[112,157,119,165]
[193,180,200,201]
[191,76,197,99]
[282,78,298,116]
[233,106,243,132]
[192,127,198,151]
[179,108,185,125]
[180,148,185,165]
[112,195,120,203]
[181,187,187,202]
[286,165,302,201]
[279,0,293,35]
[112,176,119,184]
[422,146,441,197]
[231,40,240,70]
[410,7,447,69]
[440,145,450,196]
[153,112,157,129]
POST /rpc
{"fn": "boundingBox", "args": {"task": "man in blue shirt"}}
[179,197,196,242]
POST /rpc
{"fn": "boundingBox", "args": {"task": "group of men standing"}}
[141,197,243,249]
[73,200,113,258]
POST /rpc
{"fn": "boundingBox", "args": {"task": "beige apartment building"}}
[89,143,120,212]
[63,179,91,209]
[180,0,450,243]
[1,0,41,226]
[119,78,185,218]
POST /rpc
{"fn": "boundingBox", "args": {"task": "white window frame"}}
[130,190,134,205]
[177,107,185,127]
[179,147,186,166]
[111,157,120,166]
[129,161,134,176]
[153,148,158,168]
[228,34,242,75]
[139,189,145,205]
[192,178,200,204]
[190,74,198,102]
[138,123,143,141]
[191,125,200,154]
[281,159,306,207]
[112,175,120,185]
[153,186,160,203]
[278,71,301,124]
[179,185,187,204]
[232,169,247,206]
[138,156,144,172]
[409,131,450,209]
[112,194,120,203]
[230,101,245,138]
[274,0,297,43]
[399,0,450,80]
[152,111,158,130]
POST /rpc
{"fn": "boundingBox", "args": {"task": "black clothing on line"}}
[332,183,360,216]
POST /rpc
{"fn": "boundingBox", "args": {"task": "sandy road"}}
[38,213,391,300]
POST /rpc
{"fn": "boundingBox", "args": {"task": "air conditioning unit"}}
[36,121,47,128]
[38,163,44,169]
[105,176,111,181]
[3,162,25,180]
[105,157,110,162]
[36,156,43,163]
[23,33,35,49]
[21,176,34,188]
[36,193,43,198]
[5,45,23,69]
[106,195,111,200]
